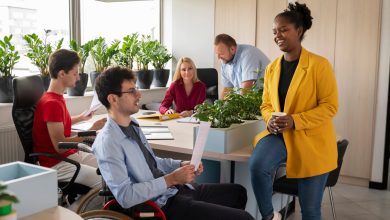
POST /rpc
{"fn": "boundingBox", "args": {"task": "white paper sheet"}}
[83,91,102,116]
[176,116,200,124]
[72,122,93,131]
[190,121,211,171]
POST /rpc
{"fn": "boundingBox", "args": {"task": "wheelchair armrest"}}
[58,142,93,153]
[78,130,97,137]
[29,152,81,193]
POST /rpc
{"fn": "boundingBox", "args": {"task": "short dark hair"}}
[48,49,80,79]
[276,2,313,41]
[214,34,237,47]
[95,66,136,109]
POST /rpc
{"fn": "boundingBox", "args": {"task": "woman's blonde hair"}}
[172,57,198,83]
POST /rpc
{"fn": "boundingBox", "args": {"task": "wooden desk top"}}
[90,111,253,162]
[134,111,253,162]
[21,206,82,220]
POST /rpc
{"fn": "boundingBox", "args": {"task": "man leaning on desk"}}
[93,66,254,220]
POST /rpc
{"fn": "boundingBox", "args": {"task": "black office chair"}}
[12,75,90,206]
[197,68,218,104]
[273,139,349,220]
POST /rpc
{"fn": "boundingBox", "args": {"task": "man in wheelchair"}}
[32,49,105,191]
[93,67,255,220]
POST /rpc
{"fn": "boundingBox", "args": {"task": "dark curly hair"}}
[95,66,136,109]
[276,2,313,41]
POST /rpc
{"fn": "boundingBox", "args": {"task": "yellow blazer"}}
[253,48,339,178]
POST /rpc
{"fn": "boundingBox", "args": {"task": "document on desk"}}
[176,116,200,124]
[191,121,211,171]
[72,122,93,131]
[141,126,174,140]
[82,91,102,117]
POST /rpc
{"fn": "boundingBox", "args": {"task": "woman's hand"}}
[165,109,176,114]
[180,110,193,117]
[268,115,294,134]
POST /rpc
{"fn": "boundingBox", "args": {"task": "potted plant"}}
[0,35,20,103]
[23,32,63,90]
[194,77,263,128]
[0,184,19,219]
[68,39,96,96]
[150,40,172,87]
[193,83,264,154]
[134,35,155,89]
[90,37,119,89]
[114,33,139,70]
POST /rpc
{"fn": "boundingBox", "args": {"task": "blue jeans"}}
[249,134,329,220]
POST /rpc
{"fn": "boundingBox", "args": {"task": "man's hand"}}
[164,165,195,188]
[181,161,203,176]
[90,117,107,131]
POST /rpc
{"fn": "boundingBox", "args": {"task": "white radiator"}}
[0,125,24,164]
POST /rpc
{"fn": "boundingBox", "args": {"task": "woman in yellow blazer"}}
[249,3,338,220]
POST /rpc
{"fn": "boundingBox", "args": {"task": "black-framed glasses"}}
[112,87,139,96]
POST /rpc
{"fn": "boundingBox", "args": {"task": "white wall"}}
[167,0,215,69]
[371,0,390,184]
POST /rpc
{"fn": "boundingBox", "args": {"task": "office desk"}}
[89,111,268,219]
[21,206,82,220]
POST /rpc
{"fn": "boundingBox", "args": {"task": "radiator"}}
[0,125,24,164]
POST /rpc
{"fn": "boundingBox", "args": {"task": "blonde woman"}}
[159,57,206,117]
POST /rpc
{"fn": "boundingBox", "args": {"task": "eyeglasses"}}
[112,87,139,96]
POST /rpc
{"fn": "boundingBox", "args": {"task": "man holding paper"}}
[32,49,105,189]
[93,67,254,220]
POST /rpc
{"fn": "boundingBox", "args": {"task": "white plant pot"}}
[0,162,57,218]
[194,120,265,153]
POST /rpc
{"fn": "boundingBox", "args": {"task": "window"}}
[80,0,160,43]
[0,0,161,77]
[0,0,69,76]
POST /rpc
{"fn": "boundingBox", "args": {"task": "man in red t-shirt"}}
[32,49,105,189]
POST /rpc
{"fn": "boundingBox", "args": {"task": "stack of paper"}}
[140,126,174,140]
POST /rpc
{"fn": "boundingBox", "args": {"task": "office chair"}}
[12,75,91,206]
[273,139,349,220]
[197,68,218,104]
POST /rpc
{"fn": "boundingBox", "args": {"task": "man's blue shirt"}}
[221,44,270,91]
[93,116,181,208]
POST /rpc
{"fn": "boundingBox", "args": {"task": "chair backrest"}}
[12,75,45,163]
[196,68,218,103]
[326,139,349,187]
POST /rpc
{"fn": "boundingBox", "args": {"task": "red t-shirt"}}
[32,92,77,167]
[159,79,206,114]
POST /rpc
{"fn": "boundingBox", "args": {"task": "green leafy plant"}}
[194,78,263,128]
[0,184,19,203]
[135,35,155,70]
[23,32,63,76]
[90,37,119,73]
[150,41,172,70]
[0,35,20,78]
[114,33,140,70]
[69,39,96,73]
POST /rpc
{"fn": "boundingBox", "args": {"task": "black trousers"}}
[162,183,255,220]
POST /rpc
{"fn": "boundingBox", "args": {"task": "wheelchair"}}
[59,142,167,220]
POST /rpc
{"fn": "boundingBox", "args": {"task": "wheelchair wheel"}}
[76,187,104,214]
[80,210,133,220]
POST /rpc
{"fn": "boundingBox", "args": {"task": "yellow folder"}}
[137,113,181,121]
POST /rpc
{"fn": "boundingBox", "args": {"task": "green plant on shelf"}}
[0,35,20,78]
[23,31,63,76]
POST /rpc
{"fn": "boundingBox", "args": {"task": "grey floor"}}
[286,183,390,220]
